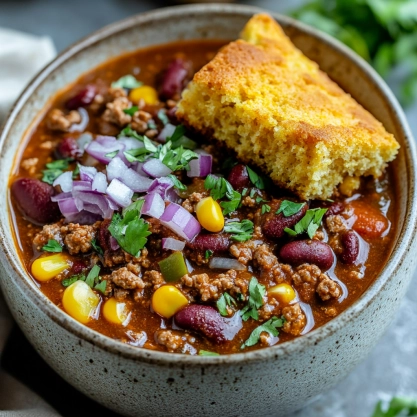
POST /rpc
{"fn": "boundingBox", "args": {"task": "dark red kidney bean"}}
[262,201,308,239]
[11,178,61,225]
[187,233,230,253]
[175,305,229,343]
[279,240,334,271]
[98,219,111,252]
[340,230,359,264]
[72,260,87,275]
[227,164,250,190]
[324,202,344,218]
[55,136,82,159]
[66,85,96,110]
[159,59,190,100]
[167,106,178,123]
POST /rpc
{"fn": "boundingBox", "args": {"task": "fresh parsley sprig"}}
[91,238,103,255]
[241,316,285,349]
[276,200,306,217]
[168,174,187,191]
[224,219,254,242]
[217,293,237,317]
[284,208,327,239]
[240,277,266,321]
[42,158,72,185]
[42,239,62,253]
[246,166,266,190]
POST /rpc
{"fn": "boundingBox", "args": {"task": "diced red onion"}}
[79,165,97,182]
[134,162,147,176]
[106,196,120,211]
[73,191,112,219]
[118,136,144,151]
[187,152,212,178]
[77,133,93,151]
[142,158,172,178]
[123,168,153,192]
[160,203,201,241]
[141,193,165,219]
[64,210,101,225]
[69,107,89,133]
[53,171,73,192]
[58,198,79,216]
[162,237,185,251]
[106,156,128,181]
[51,192,73,202]
[209,257,246,271]
[157,123,176,142]
[72,180,92,192]
[91,172,108,193]
[86,137,125,164]
[106,179,133,208]
[110,236,120,251]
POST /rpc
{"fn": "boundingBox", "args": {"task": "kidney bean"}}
[187,233,230,253]
[65,85,96,110]
[98,219,112,252]
[227,164,250,190]
[279,240,334,271]
[72,259,87,275]
[262,200,307,239]
[11,178,61,225]
[324,201,344,218]
[349,201,389,238]
[340,230,360,264]
[55,136,82,159]
[159,59,190,100]
[175,304,241,343]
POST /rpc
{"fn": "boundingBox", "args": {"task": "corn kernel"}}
[129,85,158,105]
[31,254,69,282]
[103,297,129,325]
[195,196,225,233]
[62,280,100,324]
[152,285,188,319]
[339,176,360,197]
[268,283,296,304]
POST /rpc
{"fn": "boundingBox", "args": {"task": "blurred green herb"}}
[291,0,417,105]
[371,396,417,416]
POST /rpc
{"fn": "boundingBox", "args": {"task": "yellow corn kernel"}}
[152,285,188,319]
[62,280,100,324]
[268,283,296,304]
[103,297,129,325]
[195,196,225,233]
[129,85,158,105]
[339,176,360,197]
[31,254,69,282]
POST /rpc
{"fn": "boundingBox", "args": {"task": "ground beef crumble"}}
[282,303,306,336]
[111,267,145,290]
[61,222,100,255]
[46,109,81,132]
[155,330,196,353]
[253,244,293,283]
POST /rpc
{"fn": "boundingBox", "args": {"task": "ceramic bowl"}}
[0,4,416,417]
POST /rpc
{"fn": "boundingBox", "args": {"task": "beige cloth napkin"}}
[0,27,58,416]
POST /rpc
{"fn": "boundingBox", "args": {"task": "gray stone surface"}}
[0,1,416,416]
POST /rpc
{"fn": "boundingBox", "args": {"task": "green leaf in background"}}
[371,396,417,417]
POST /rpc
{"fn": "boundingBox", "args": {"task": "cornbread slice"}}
[176,14,399,200]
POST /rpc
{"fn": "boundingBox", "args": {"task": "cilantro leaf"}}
[105,150,118,159]
[205,249,213,259]
[124,147,152,163]
[240,277,265,321]
[276,200,306,217]
[94,280,107,294]
[198,350,220,356]
[162,146,198,171]
[118,125,144,141]
[46,159,71,170]
[122,198,144,217]
[108,210,151,257]
[157,109,169,126]
[204,175,234,201]
[61,274,85,287]
[284,208,327,239]
[91,238,103,255]
[123,106,139,116]
[168,125,187,143]
[261,204,271,214]
[241,316,285,349]
[143,136,158,153]
[72,164,80,179]
[217,293,237,317]
[42,239,62,253]
[85,264,100,288]
[371,396,417,417]
[168,174,187,191]
[246,166,265,190]
[224,219,254,242]
[220,190,241,216]
[111,75,142,89]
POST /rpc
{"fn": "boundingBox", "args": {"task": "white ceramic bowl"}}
[1,4,416,417]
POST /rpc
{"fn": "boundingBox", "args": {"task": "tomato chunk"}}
[349,201,389,238]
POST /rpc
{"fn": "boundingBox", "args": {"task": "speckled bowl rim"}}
[1,3,416,367]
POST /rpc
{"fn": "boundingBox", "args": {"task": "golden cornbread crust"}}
[176,14,400,200]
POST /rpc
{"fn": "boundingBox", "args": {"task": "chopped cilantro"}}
[143,136,158,152]
[85,264,101,288]
[205,249,213,259]
[217,293,237,316]
[255,196,268,204]
[241,316,285,349]
[72,164,80,179]
[168,124,187,143]
[94,280,107,294]
[122,198,144,217]
[198,350,220,356]
[220,190,241,216]
[371,396,417,417]
[261,204,271,214]
[276,200,306,217]
[284,208,328,239]
[157,109,169,126]
[46,159,71,170]
[162,146,198,171]
[111,75,142,89]
[204,175,234,201]
[147,120,157,130]
[108,208,151,257]
[224,219,254,242]
[168,174,187,191]
[118,125,144,141]
[240,277,265,321]
[123,106,138,116]
[42,239,62,253]
[241,188,248,197]
[124,147,152,163]
[105,150,118,159]
[91,239,103,255]
[246,166,265,190]
[42,158,72,184]
[61,274,84,287]
[249,188,257,198]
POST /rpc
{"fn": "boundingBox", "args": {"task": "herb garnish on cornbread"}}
[177,14,399,200]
